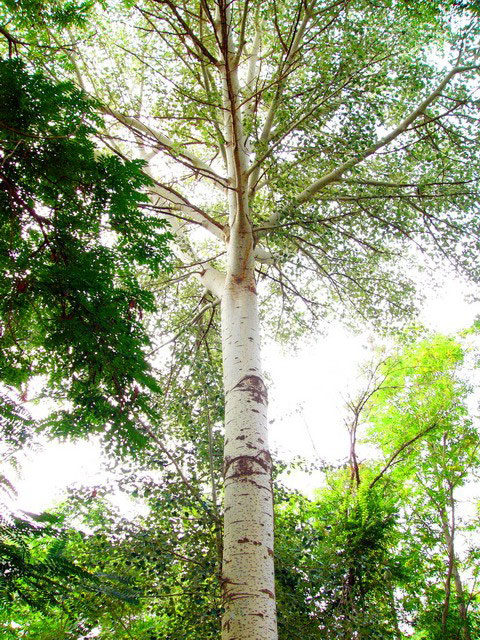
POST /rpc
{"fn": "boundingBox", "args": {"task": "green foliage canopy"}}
[0,58,172,451]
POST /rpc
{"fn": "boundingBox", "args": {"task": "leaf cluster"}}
[0,58,172,451]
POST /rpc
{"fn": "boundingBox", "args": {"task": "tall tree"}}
[2,2,480,639]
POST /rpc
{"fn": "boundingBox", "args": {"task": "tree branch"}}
[102,107,228,190]
[247,1,315,192]
[150,0,219,66]
[295,64,477,204]
[369,422,439,489]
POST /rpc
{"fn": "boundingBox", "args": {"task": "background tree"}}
[4,328,479,639]
[0,56,171,449]
[0,40,172,634]
[364,333,480,639]
[274,331,480,639]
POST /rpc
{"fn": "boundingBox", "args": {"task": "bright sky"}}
[271,278,480,459]
[7,274,480,513]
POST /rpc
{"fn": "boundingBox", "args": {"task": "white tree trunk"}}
[220,217,277,640]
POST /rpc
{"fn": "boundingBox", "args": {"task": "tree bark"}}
[220,214,277,639]
[216,4,278,636]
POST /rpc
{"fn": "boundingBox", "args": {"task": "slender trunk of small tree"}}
[453,562,471,640]
[440,504,471,640]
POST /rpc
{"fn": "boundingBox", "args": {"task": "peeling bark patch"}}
[232,374,268,405]
[230,273,257,294]
[260,588,275,599]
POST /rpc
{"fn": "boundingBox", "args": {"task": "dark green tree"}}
[0,53,172,623]
[0,57,172,451]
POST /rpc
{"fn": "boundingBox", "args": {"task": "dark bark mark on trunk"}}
[224,451,272,476]
[231,273,256,294]
[226,477,271,490]
[237,537,262,545]
[231,374,268,405]
[222,590,258,603]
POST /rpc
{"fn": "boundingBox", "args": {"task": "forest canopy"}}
[1,1,480,639]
